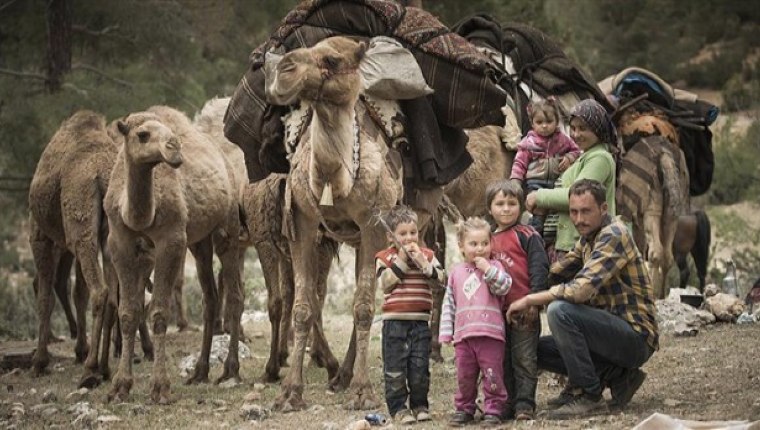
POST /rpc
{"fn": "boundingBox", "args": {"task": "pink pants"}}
[454,336,508,416]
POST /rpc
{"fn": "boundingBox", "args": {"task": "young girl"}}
[486,179,549,421]
[439,217,512,427]
[510,98,580,235]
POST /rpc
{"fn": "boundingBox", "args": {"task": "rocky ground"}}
[1,313,759,430]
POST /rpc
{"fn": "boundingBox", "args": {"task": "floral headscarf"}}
[569,99,618,146]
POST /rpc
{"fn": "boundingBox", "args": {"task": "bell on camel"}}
[319,183,334,206]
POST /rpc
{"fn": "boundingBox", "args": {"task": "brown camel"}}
[193,97,340,383]
[28,111,117,377]
[104,106,243,404]
[265,36,405,411]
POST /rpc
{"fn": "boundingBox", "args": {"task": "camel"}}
[104,105,243,403]
[193,97,340,383]
[28,110,118,377]
[264,36,407,411]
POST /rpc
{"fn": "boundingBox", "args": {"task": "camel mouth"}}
[165,156,183,168]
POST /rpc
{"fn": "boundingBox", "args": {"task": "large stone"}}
[178,334,251,378]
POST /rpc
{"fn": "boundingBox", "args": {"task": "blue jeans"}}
[382,320,431,416]
[537,301,653,397]
[503,320,540,413]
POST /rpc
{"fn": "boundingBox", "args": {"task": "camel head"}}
[117,112,183,168]
[267,36,367,106]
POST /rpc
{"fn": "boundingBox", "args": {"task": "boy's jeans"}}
[382,320,431,416]
[537,301,653,396]
[503,319,540,413]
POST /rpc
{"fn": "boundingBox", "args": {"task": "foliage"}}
[707,120,760,205]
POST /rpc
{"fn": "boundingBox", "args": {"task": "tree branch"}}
[0,68,47,81]
[0,0,21,14]
[72,23,120,36]
[71,63,134,88]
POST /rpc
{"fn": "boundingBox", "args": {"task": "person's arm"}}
[559,131,581,160]
[482,260,512,296]
[376,253,407,294]
[547,239,584,285]
[548,224,634,303]
[438,277,456,344]
[510,142,530,180]
[535,152,615,211]
[506,290,556,322]
[519,230,550,292]
[424,255,446,286]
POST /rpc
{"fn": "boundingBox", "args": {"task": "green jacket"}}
[535,144,616,252]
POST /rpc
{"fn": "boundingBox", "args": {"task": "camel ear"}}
[117,120,130,136]
[354,41,368,63]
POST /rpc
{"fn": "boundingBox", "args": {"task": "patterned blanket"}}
[224,0,507,181]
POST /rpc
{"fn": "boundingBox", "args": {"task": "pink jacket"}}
[510,130,580,181]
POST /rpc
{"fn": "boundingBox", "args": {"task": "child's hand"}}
[558,154,573,172]
[404,242,427,268]
[473,256,491,273]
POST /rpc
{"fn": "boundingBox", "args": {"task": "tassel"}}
[319,183,334,206]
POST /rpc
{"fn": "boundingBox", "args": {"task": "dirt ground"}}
[1,314,759,430]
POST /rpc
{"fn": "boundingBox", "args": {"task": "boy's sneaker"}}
[514,407,534,420]
[608,369,647,409]
[546,386,583,409]
[448,410,474,427]
[546,393,607,420]
[481,414,501,426]
[395,409,417,425]
[415,407,432,422]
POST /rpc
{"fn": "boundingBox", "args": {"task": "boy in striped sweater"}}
[375,205,445,424]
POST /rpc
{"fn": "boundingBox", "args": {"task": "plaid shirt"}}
[548,216,659,351]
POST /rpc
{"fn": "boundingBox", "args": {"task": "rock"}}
[243,391,260,402]
[65,387,89,400]
[656,299,714,333]
[30,403,57,414]
[72,410,97,426]
[219,378,239,389]
[322,422,340,430]
[179,334,252,377]
[97,415,122,423]
[666,287,701,301]
[211,399,228,407]
[252,383,266,391]
[344,419,371,430]
[663,398,681,407]
[704,293,746,322]
[67,401,95,416]
[736,312,756,324]
[41,390,57,402]
[240,403,270,421]
[41,407,58,417]
[704,283,720,297]
[673,323,698,337]
[309,404,325,413]
[10,402,25,419]
[28,388,37,395]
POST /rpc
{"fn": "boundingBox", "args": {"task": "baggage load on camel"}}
[452,14,613,135]
[225,0,508,183]
[599,67,719,196]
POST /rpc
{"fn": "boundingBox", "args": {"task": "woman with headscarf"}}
[525,99,617,259]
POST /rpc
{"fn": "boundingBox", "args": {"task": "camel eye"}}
[323,55,341,70]
[137,131,150,144]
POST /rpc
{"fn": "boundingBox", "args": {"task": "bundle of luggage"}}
[224,0,508,186]
[599,67,719,196]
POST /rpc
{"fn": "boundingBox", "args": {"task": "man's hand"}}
[506,296,531,322]
[511,305,540,328]
[526,191,538,212]
[473,256,491,273]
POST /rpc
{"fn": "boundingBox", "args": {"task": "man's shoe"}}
[546,386,583,409]
[395,409,417,425]
[514,407,534,420]
[481,414,501,426]
[448,410,474,427]
[608,369,647,409]
[545,393,607,420]
[415,407,432,422]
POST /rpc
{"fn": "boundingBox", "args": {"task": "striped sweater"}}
[439,261,512,344]
[375,246,445,321]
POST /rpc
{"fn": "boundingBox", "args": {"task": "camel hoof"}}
[216,361,241,384]
[30,365,49,378]
[429,350,444,363]
[343,392,379,411]
[107,377,133,403]
[273,391,306,412]
[97,366,111,382]
[150,382,173,405]
[74,345,90,364]
[79,372,103,389]
[328,371,352,392]
[260,372,281,384]
[143,350,154,362]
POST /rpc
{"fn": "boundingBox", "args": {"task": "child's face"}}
[532,111,558,138]
[390,221,419,246]
[489,191,521,229]
[458,228,491,263]
[570,116,600,150]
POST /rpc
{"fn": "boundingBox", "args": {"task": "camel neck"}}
[310,101,356,179]
[122,158,156,231]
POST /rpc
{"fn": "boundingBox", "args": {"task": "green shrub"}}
[707,121,760,205]
[722,72,760,112]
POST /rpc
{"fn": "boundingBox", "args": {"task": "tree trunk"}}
[46,0,72,93]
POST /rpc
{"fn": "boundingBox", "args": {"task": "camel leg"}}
[274,218,319,412]
[72,261,90,364]
[214,270,225,335]
[98,261,118,380]
[426,222,446,363]
[260,243,285,382]
[106,234,144,402]
[30,233,56,377]
[174,273,189,332]
[308,241,339,380]
[77,237,111,388]
[343,228,382,410]
[216,240,244,384]
[186,237,216,385]
[52,251,77,340]
[644,211,666,299]
[329,325,356,392]
[147,237,186,404]
[278,256,295,368]
[661,216,678,299]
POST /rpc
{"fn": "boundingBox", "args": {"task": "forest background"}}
[0,0,759,338]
